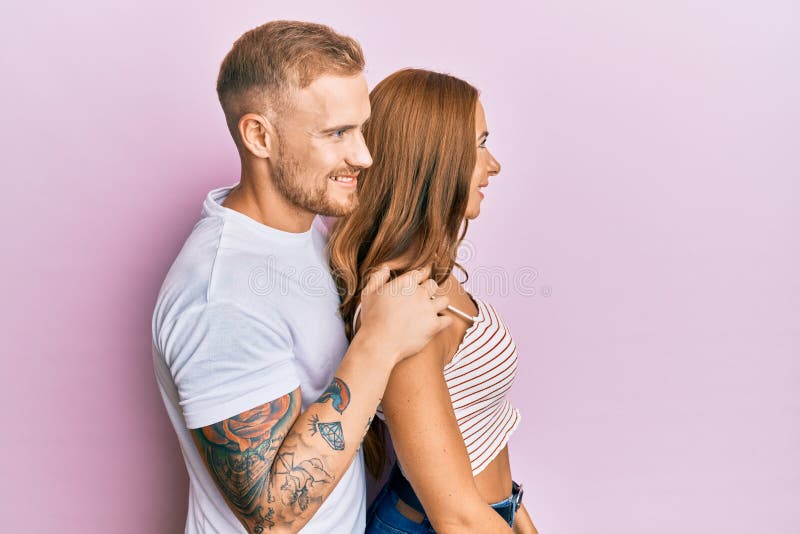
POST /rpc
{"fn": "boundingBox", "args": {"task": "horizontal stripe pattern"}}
[444,298,521,475]
[376,297,521,475]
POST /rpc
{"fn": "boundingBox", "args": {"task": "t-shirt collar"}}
[202,184,314,246]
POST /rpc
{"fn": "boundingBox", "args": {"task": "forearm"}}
[193,267,452,533]
[266,336,394,531]
[513,503,538,534]
[382,347,514,534]
[435,502,515,534]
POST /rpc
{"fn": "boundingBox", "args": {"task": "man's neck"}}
[223,172,315,234]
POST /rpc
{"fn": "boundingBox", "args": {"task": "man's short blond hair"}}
[217,20,365,146]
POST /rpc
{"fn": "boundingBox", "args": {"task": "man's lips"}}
[330,173,359,186]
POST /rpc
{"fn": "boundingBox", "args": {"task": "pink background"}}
[2,1,798,532]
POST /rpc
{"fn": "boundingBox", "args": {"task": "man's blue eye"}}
[332,129,347,138]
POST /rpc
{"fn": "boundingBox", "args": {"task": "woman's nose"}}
[488,151,501,176]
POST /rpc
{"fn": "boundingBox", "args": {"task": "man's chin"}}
[317,197,358,218]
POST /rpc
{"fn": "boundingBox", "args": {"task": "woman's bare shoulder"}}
[433,274,478,365]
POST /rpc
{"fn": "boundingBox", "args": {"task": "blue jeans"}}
[365,465,521,533]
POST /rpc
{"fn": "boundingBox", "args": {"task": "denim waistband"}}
[386,463,523,527]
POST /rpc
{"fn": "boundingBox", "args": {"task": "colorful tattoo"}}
[315,377,351,414]
[193,390,335,532]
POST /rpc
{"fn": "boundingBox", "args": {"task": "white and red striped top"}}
[371,296,521,476]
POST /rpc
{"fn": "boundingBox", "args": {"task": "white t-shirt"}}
[152,185,365,533]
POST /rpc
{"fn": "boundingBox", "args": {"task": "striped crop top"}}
[356,296,521,476]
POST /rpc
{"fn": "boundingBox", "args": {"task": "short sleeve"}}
[159,300,300,429]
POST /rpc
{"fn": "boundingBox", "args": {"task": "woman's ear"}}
[238,113,275,159]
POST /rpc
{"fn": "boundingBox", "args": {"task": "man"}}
[152,21,452,533]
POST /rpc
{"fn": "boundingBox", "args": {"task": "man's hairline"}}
[226,68,366,147]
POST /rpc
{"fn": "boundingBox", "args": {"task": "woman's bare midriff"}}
[474,445,514,503]
[439,275,516,504]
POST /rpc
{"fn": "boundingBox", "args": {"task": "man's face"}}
[270,73,372,217]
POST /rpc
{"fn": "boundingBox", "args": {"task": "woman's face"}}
[464,100,501,220]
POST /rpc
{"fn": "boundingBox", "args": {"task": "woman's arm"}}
[382,336,514,534]
[513,503,538,534]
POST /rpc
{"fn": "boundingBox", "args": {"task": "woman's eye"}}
[478,139,487,148]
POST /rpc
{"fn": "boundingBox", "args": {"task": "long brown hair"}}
[328,68,479,479]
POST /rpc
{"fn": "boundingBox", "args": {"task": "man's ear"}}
[238,113,275,159]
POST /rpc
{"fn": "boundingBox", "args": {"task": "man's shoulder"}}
[152,212,299,339]
[151,215,225,338]
[162,216,226,293]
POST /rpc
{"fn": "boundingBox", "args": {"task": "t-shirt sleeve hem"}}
[183,376,301,430]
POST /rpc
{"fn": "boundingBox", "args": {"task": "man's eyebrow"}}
[320,115,370,133]
[320,124,358,134]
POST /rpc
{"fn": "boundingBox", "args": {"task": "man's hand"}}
[356,265,452,364]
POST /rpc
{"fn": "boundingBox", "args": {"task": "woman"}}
[329,69,538,533]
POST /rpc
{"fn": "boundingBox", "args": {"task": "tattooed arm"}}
[192,267,452,533]
[192,348,382,533]
[192,391,302,532]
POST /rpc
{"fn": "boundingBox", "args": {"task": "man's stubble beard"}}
[271,139,358,218]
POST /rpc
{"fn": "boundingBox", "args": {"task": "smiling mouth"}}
[329,174,359,190]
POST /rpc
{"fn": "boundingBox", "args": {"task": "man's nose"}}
[347,130,373,169]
